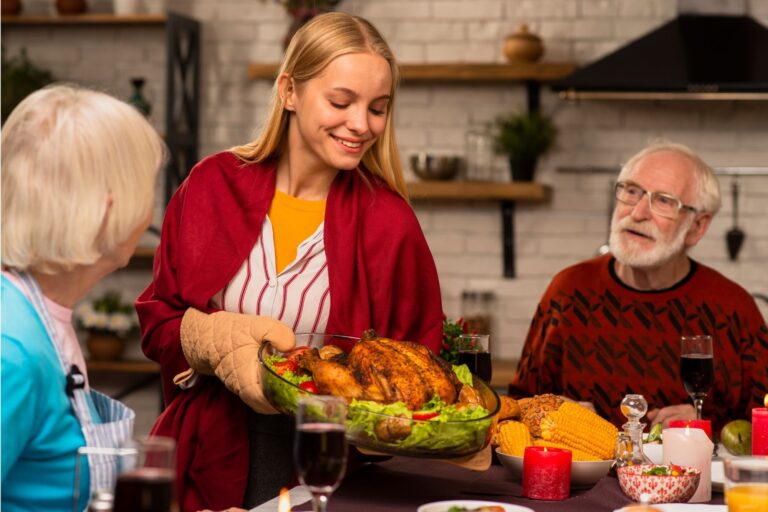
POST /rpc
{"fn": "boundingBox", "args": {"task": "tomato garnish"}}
[412,411,440,421]
[298,381,318,394]
[286,346,310,361]
[273,360,297,375]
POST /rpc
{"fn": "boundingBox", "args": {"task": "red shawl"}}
[136,152,443,511]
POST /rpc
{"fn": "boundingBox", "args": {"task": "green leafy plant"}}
[75,291,137,337]
[440,317,470,365]
[493,111,557,181]
[1,48,54,124]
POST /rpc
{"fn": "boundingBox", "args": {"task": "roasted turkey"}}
[296,332,462,410]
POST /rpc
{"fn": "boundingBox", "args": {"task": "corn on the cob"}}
[539,402,618,460]
[533,439,602,461]
[498,420,532,457]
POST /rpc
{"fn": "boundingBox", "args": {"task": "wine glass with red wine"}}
[113,436,176,512]
[457,333,492,383]
[680,335,714,420]
[294,395,348,512]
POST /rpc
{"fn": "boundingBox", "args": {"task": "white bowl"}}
[495,447,612,488]
[572,459,613,487]
[643,442,664,464]
[495,447,524,478]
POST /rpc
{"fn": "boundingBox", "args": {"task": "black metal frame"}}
[500,81,542,278]
[164,12,201,206]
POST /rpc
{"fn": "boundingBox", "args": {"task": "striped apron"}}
[12,272,135,504]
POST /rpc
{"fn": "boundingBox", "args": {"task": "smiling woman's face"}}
[283,52,392,173]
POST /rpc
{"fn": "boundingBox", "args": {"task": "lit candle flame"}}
[764,394,767,408]
[278,487,291,512]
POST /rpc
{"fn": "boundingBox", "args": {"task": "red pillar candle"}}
[669,419,712,440]
[753,408,768,456]
[522,446,571,500]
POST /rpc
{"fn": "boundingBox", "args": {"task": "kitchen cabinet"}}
[2,12,201,263]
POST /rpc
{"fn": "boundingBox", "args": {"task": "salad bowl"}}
[617,464,701,504]
[259,333,500,458]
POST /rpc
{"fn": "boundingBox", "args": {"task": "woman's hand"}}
[647,403,695,427]
[179,308,295,413]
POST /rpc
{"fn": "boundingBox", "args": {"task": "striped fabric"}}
[211,216,330,334]
[12,271,135,499]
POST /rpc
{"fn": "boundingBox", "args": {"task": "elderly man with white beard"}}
[508,142,768,434]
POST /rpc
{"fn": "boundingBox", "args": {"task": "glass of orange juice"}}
[724,457,768,512]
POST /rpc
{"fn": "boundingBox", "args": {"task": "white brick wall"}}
[4,1,767,428]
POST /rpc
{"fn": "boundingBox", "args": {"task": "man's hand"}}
[647,403,695,427]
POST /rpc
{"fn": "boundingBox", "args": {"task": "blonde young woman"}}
[136,12,443,511]
[1,84,166,511]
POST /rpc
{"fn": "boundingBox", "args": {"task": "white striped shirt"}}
[210,216,330,333]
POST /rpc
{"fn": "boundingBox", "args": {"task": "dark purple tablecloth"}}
[294,457,725,512]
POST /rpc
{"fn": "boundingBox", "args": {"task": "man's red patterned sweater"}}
[509,254,768,434]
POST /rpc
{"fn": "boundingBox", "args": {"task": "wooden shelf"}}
[86,359,159,373]
[407,181,551,202]
[132,246,157,259]
[1,14,167,26]
[248,62,576,82]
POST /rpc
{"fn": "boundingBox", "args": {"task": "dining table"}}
[251,456,727,512]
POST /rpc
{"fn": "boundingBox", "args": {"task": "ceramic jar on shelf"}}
[503,24,545,63]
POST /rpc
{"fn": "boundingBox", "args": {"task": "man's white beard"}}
[609,214,693,269]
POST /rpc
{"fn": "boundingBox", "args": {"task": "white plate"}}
[417,500,534,512]
[614,505,727,512]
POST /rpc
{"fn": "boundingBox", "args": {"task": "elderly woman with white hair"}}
[1,84,166,511]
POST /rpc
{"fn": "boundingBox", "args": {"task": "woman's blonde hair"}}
[2,83,167,273]
[230,12,407,200]
[618,141,722,214]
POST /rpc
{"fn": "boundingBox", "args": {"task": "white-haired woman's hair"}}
[617,142,722,214]
[2,83,167,273]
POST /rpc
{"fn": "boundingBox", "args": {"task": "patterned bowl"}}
[617,464,701,504]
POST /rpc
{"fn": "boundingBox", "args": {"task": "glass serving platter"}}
[258,333,500,458]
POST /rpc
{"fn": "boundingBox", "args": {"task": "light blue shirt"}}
[1,276,91,511]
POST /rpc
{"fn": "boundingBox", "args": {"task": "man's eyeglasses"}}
[615,181,699,219]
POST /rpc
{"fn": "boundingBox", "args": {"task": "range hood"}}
[553,15,768,100]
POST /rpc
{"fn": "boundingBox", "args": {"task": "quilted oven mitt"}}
[178,307,295,414]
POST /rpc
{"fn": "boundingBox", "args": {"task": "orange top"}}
[268,190,326,274]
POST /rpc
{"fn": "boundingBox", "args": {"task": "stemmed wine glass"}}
[293,395,348,512]
[72,436,175,512]
[680,335,714,420]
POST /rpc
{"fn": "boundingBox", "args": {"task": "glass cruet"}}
[615,394,653,467]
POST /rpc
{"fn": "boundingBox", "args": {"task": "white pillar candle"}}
[662,426,713,503]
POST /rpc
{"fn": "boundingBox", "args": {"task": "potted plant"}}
[75,291,138,361]
[1,48,54,124]
[493,111,557,182]
[439,317,470,365]
[261,0,343,48]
